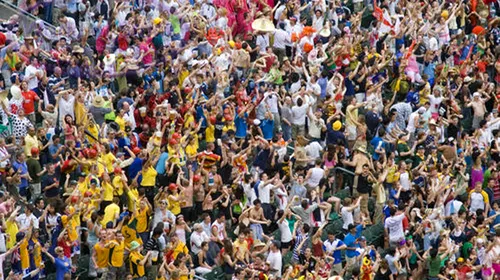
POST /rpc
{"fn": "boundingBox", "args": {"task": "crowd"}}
[0,0,499,278]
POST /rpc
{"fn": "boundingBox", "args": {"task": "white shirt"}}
[25,65,40,90]
[289,81,301,94]
[267,250,282,277]
[323,238,343,256]
[273,29,288,50]
[278,219,292,243]
[256,34,270,54]
[291,104,308,125]
[212,220,225,241]
[190,230,210,255]
[305,141,323,161]
[306,166,325,188]
[264,93,280,114]
[406,111,420,133]
[341,207,354,230]
[469,192,486,213]
[399,172,411,191]
[258,183,273,204]
[243,182,257,206]
[59,95,75,123]
[429,95,443,114]
[384,213,405,242]
[15,213,39,230]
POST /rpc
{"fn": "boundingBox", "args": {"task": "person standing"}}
[128,241,151,280]
[27,147,46,200]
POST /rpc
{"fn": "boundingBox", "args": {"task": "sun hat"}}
[252,18,276,32]
[92,95,105,107]
[333,120,342,131]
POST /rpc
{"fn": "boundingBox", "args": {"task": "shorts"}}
[347,125,357,141]
[281,240,292,249]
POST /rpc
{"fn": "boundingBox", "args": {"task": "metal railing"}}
[0,0,56,34]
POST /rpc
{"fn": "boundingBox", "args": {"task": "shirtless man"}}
[249,199,271,241]
[466,91,490,129]
[342,145,372,196]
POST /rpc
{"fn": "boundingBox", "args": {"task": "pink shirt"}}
[140,41,153,65]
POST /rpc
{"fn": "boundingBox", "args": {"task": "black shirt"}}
[357,174,372,194]
[42,173,60,198]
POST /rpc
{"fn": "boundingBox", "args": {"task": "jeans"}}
[43,2,53,23]
[282,123,292,141]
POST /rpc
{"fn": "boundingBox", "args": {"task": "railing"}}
[0,0,56,34]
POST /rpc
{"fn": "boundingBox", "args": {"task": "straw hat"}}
[103,54,116,66]
[92,96,105,107]
[252,18,275,32]
[319,27,331,37]
[72,46,84,54]
[356,145,368,154]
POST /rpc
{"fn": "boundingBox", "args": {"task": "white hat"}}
[473,92,481,98]
[464,76,473,83]
[417,107,426,114]
[103,54,116,66]
[253,119,261,126]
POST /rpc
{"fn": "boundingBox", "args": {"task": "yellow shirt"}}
[233,239,249,262]
[141,166,157,187]
[127,188,139,211]
[65,217,78,242]
[222,123,236,133]
[183,113,195,129]
[167,194,181,215]
[102,181,114,202]
[77,180,88,194]
[112,176,124,196]
[345,104,358,128]
[88,186,101,209]
[94,242,110,269]
[102,203,120,227]
[108,240,125,267]
[31,238,42,267]
[115,115,126,131]
[172,241,189,260]
[86,124,99,144]
[24,134,38,157]
[205,124,215,143]
[74,101,88,127]
[129,251,146,277]
[135,206,150,233]
[101,152,116,173]
[5,220,18,249]
[122,220,142,248]
[20,239,29,270]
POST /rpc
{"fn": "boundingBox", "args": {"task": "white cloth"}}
[278,219,292,243]
[273,29,288,50]
[267,251,283,277]
[384,213,405,242]
[291,104,308,125]
[24,65,40,90]
[15,213,39,230]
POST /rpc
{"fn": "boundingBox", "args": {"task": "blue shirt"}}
[155,152,169,174]
[343,224,363,258]
[370,137,386,161]
[234,113,248,138]
[12,161,28,189]
[55,256,71,280]
[48,144,62,163]
[324,239,345,264]
[260,119,274,140]
[128,158,143,181]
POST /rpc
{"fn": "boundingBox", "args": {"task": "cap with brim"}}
[355,146,367,154]
[72,46,84,54]
[473,92,481,98]
[464,76,473,83]
[79,172,87,177]
[319,27,331,37]
[348,224,356,231]
[333,120,342,131]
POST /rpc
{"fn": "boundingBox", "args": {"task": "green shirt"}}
[428,256,442,277]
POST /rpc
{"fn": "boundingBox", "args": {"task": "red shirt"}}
[57,239,72,258]
[22,90,38,114]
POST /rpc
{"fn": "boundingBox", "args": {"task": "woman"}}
[173,215,191,244]
[67,58,81,89]
[194,241,212,275]
[374,258,393,280]
[167,253,194,280]
[63,114,77,143]
[5,108,32,144]
[221,240,235,279]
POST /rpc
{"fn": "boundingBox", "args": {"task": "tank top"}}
[307,167,324,188]
[312,240,323,257]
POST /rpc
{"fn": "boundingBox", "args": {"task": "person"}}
[42,246,72,280]
[128,241,151,280]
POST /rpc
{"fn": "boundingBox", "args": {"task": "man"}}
[15,205,39,231]
[106,231,126,280]
[12,152,30,198]
[345,97,365,148]
[233,232,249,264]
[190,223,210,255]
[101,197,120,228]
[24,58,42,92]
[384,207,406,247]
[343,223,365,273]
[211,213,227,246]
[92,229,110,278]
[232,42,251,78]
[47,67,65,105]
[466,91,490,129]
[266,241,282,278]
[26,147,46,199]
[43,246,71,280]
[323,231,347,274]
[57,15,79,41]
[468,181,490,214]
[144,227,162,280]
[41,163,61,208]
[273,23,289,63]
[342,146,372,196]
[24,127,38,157]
